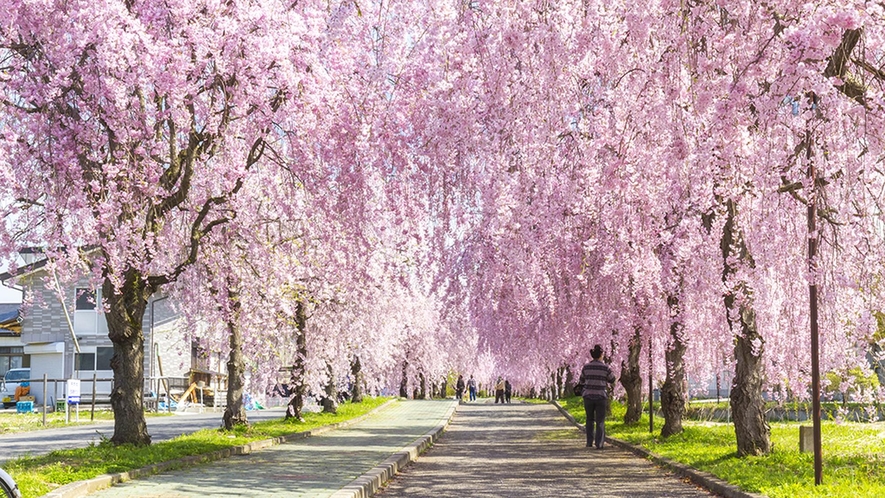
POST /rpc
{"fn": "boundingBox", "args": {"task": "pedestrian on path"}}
[455,375,466,401]
[504,379,512,403]
[467,375,477,401]
[494,377,505,403]
[577,344,615,449]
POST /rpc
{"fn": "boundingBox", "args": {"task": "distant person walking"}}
[467,375,477,401]
[577,344,616,449]
[456,375,466,401]
[494,377,505,404]
[504,379,512,403]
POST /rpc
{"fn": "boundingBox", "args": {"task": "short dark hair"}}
[591,344,604,359]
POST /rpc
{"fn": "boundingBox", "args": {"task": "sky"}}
[0,260,23,303]
[0,284,22,303]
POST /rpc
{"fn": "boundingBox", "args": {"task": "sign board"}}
[67,379,81,405]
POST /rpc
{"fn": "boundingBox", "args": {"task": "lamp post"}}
[806,127,823,486]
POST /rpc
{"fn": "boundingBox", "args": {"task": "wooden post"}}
[42,373,48,426]
[90,372,97,421]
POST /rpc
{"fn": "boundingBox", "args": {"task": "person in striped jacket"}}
[578,344,616,449]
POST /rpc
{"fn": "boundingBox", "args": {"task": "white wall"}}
[26,346,65,405]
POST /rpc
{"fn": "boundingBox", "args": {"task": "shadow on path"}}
[378,402,719,498]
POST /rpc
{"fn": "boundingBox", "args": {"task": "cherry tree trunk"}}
[660,291,687,437]
[322,362,338,414]
[564,365,576,397]
[417,372,427,399]
[223,288,247,430]
[721,199,771,456]
[286,299,308,421]
[103,274,151,446]
[399,359,409,398]
[620,328,643,424]
[350,356,364,403]
[728,300,770,455]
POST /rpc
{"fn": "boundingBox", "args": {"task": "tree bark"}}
[350,356,364,403]
[285,298,308,421]
[620,327,643,424]
[661,286,687,438]
[721,199,771,456]
[564,365,575,396]
[103,272,151,446]
[222,286,247,430]
[417,372,427,399]
[322,362,338,414]
[399,359,409,398]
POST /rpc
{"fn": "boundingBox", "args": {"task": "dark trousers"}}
[583,396,607,448]
[504,390,511,403]
[495,389,504,403]
[469,387,476,401]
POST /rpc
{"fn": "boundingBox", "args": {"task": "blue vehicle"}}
[0,468,21,498]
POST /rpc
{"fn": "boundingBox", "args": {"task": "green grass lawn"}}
[0,408,174,434]
[560,396,885,498]
[3,397,390,498]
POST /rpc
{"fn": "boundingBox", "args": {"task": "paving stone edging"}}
[41,399,400,498]
[551,401,767,498]
[330,400,459,498]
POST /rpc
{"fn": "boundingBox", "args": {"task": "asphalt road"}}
[0,405,299,464]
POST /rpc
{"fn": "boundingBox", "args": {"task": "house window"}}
[96,347,114,370]
[75,352,95,371]
[75,288,96,310]
[75,347,114,371]
[0,347,30,377]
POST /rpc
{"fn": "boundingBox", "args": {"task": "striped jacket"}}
[578,360,615,399]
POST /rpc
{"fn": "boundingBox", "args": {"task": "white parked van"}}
[0,368,31,408]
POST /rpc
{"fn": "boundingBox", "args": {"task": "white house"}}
[0,250,224,408]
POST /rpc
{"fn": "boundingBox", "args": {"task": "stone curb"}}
[330,400,459,498]
[41,399,400,498]
[550,401,767,498]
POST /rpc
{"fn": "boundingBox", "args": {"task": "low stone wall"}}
[685,404,885,423]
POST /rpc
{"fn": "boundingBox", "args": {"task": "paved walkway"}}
[378,400,718,498]
[84,400,457,498]
[62,399,725,498]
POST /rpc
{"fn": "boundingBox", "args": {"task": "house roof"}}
[0,303,22,334]
[0,256,49,283]
[0,245,99,284]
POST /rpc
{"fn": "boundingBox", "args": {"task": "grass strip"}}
[0,410,173,434]
[4,397,390,498]
[560,396,885,498]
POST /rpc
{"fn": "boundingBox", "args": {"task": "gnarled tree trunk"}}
[620,327,643,424]
[104,272,151,446]
[286,298,308,421]
[350,356,364,403]
[322,362,338,414]
[222,286,247,430]
[660,285,687,438]
[721,199,770,456]
[399,359,409,398]
[417,372,427,399]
